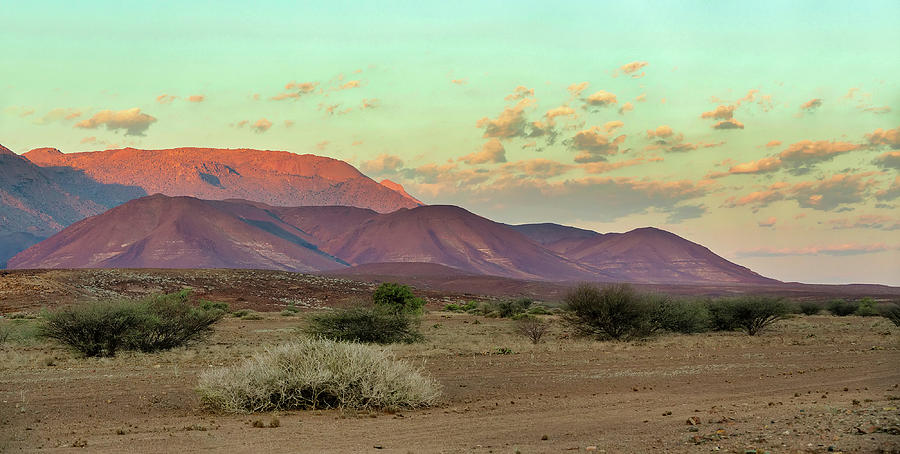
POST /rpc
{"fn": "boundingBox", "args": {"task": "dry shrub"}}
[197,338,441,413]
[515,316,549,344]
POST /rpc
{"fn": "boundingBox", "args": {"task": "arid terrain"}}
[1,270,898,453]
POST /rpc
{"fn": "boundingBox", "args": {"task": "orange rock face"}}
[23,147,423,213]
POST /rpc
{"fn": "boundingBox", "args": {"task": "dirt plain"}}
[1,270,899,453]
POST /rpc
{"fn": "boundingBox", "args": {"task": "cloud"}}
[584,90,617,107]
[499,159,574,178]
[544,106,576,122]
[872,151,900,170]
[272,81,319,100]
[75,108,157,136]
[505,86,535,101]
[700,105,735,120]
[339,80,361,90]
[604,121,624,133]
[646,125,674,139]
[476,99,534,138]
[315,140,329,150]
[581,157,657,174]
[5,106,35,117]
[451,78,468,85]
[460,139,507,165]
[635,93,647,102]
[618,61,648,78]
[617,102,634,115]
[828,214,899,231]
[765,140,782,148]
[567,82,589,96]
[799,98,823,113]
[251,118,272,133]
[644,126,723,153]
[866,126,900,149]
[187,95,205,102]
[284,120,295,127]
[156,94,176,104]
[778,140,860,173]
[34,108,82,124]
[875,176,900,202]
[758,217,777,228]
[735,243,894,258]
[286,81,318,92]
[360,154,405,175]
[80,136,97,144]
[712,118,744,130]
[723,183,787,210]
[728,156,783,175]
[663,204,707,223]
[567,126,626,163]
[360,98,379,109]
[860,105,891,114]
[789,173,877,210]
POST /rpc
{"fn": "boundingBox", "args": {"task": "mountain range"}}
[2,144,778,284]
[0,145,420,264]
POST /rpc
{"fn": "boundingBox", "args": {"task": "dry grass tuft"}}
[197,338,441,413]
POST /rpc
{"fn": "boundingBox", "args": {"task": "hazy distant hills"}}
[9,194,777,284]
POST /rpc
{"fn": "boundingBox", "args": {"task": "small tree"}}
[563,283,655,341]
[515,316,549,344]
[881,303,900,327]
[373,283,425,315]
[797,301,820,316]
[728,296,789,336]
[826,299,858,316]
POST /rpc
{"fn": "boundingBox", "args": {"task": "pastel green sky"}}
[1,1,898,284]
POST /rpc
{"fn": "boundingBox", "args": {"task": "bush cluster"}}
[41,290,224,357]
[306,306,422,344]
[796,301,821,316]
[197,338,441,412]
[563,284,791,340]
[307,283,425,344]
[444,298,550,319]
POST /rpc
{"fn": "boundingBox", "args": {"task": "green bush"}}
[231,309,251,318]
[306,306,422,344]
[826,299,858,316]
[881,304,900,327]
[41,291,223,357]
[652,298,710,334]
[854,298,879,317]
[796,301,821,316]
[444,301,478,313]
[706,299,741,331]
[726,296,788,335]
[563,283,655,341]
[0,325,9,345]
[197,338,440,412]
[200,300,230,313]
[373,283,425,315]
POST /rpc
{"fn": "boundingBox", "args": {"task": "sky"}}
[1,1,898,285]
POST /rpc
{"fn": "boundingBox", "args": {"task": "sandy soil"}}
[1,311,898,453]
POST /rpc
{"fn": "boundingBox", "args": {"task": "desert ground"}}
[1,271,899,453]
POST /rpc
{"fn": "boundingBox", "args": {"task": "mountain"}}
[302,205,603,281]
[23,147,422,213]
[0,145,145,266]
[9,197,600,281]
[9,194,777,284]
[8,195,346,272]
[511,223,776,285]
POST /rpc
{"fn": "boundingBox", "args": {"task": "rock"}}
[686,416,701,425]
